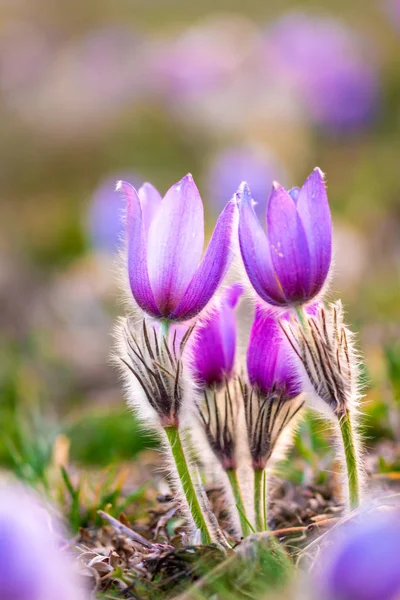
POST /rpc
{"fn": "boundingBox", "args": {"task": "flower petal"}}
[267,182,311,303]
[238,183,285,306]
[248,305,301,397]
[296,168,332,296]
[191,284,242,386]
[170,199,236,321]
[147,174,204,316]
[117,181,161,317]
[138,182,162,235]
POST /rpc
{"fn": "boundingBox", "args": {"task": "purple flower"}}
[191,284,243,387]
[238,167,332,307]
[315,513,400,600]
[0,485,86,600]
[118,174,236,321]
[263,12,380,132]
[247,305,301,398]
[206,145,285,218]
[87,172,142,253]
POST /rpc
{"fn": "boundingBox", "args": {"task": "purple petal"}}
[267,182,311,303]
[170,198,236,321]
[118,181,161,318]
[247,305,301,398]
[138,182,162,235]
[147,174,204,316]
[238,183,286,306]
[192,284,243,386]
[296,168,332,296]
[192,308,227,386]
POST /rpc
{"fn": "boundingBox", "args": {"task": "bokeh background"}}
[1,0,400,486]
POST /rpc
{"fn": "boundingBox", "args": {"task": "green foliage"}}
[66,409,158,466]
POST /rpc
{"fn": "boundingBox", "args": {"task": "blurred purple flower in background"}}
[151,16,252,100]
[262,12,380,132]
[118,174,236,321]
[238,168,332,307]
[87,173,142,253]
[315,512,400,600]
[247,305,301,398]
[191,284,243,388]
[0,484,86,600]
[206,145,285,218]
[384,0,400,28]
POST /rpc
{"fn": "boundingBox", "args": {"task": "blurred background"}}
[1,0,400,490]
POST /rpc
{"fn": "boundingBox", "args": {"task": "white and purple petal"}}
[247,305,301,398]
[296,168,332,297]
[138,182,162,235]
[147,174,204,316]
[118,181,161,318]
[170,198,236,321]
[191,284,243,387]
[267,182,311,303]
[238,183,286,306]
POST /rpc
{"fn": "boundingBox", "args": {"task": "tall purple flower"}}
[243,305,304,528]
[314,513,400,600]
[0,485,86,600]
[191,283,243,388]
[247,305,301,399]
[118,174,236,322]
[238,167,332,307]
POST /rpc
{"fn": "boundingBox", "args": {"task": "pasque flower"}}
[244,305,304,471]
[281,301,363,509]
[0,484,87,600]
[117,174,236,321]
[190,284,249,536]
[238,167,332,307]
[243,305,304,532]
[191,283,243,388]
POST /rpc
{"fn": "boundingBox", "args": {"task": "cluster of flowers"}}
[116,168,363,545]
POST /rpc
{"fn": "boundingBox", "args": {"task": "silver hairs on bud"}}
[198,379,240,471]
[281,301,361,419]
[115,317,195,428]
[240,380,304,471]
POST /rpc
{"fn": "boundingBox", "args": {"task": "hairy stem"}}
[254,469,265,532]
[164,426,212,544]
[226,468,251,538]
[338,410,360,510]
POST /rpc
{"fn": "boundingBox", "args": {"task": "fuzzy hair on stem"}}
[196,377,251,537]
[282,301,365,508]
[115,316,195,429]
[281,301,361,419]
[240,379,305,471]
[198,379,239,471]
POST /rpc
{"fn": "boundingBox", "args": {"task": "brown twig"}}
[97,510,153,549]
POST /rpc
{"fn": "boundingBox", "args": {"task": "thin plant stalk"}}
[294,305,361,510]
[164,426,212,544]
[226,468,251,537]
[338,410,360,509]
[254,469,265,532]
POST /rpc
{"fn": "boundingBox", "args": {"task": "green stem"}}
[254,469,265,532]
[226,469,250,538]
[338,410,360,510]
[164,426,212,544]
[262,470,268,531]
[160,319,170,341]
[295,305,309,332]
